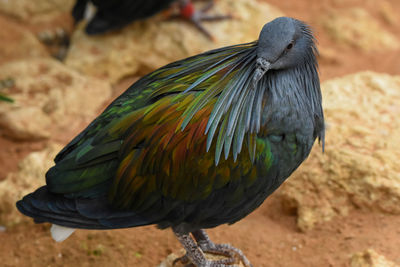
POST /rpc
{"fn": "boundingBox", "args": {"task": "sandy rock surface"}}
[0,143,62,226]
[0,0,74,22]
[65,0,283,84]
[378,0,399,25]
[279,71,400,231]
[0,15,48,64]
[351,249,399,267]
[158,249,246,267]
[0,58,112,140]
[321,8,399,51]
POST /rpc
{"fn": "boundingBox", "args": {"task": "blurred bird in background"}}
[17,17,324,267]
[38,0,229,60]
[72,0,231,39]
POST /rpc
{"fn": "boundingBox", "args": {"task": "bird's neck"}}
[261,62,324,139]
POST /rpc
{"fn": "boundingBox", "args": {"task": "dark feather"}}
[73,0,176,34]
[17,18,324,241]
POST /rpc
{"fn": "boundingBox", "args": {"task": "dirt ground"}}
[1,0,400,266]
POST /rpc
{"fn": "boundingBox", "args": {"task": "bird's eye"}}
[286,42,294,50]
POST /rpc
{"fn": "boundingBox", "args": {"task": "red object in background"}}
[180,1,195,19]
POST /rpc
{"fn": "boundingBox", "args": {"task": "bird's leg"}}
[177,0,232,40]
[192,229,253,267]
[173,228,235,267]
[191,229,218,250]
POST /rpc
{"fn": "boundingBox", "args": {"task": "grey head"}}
[253,17,325,150]
[253,17,318,86]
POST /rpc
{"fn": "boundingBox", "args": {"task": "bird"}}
[72,0,230,39]
[17,17,325,267]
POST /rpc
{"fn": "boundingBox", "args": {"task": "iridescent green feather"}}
[144,42,266,164]
[49,41,270,200]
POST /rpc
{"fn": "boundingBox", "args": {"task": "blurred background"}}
[0,0,399,266]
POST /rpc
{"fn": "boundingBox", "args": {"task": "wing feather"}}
[47,41,272,209]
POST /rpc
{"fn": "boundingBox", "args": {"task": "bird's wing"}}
[54,41,259,164]
[105,93,273,211]
[46,41,273,210]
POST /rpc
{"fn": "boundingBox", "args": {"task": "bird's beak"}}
[253,58,271,88]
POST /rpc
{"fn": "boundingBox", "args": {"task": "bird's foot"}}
[173,228,252,267]
[170,0,231,40]
[173,253,237,267]
[193,229,252,267]
[172,254,192,267]
[198,242,252,267]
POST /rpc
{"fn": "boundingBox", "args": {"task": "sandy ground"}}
[1,0,400,266]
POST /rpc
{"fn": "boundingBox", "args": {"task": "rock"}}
[0,58,112,140]
[351,249,398,267]
[158,249,246,267]
[322,8,399,51]
[0,0,74,22]
[0,0,75,44]
[318,47,340,65]
[0,107,52,140]
[279,72,400,231]
[0,143,62,226]
[0,15,49,65]
[65,0,283,84]
[379,0,399,25]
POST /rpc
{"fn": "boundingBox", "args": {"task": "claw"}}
[199,243,253,267]
[173,254,193,266]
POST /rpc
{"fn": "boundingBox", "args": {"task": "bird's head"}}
[253,17,317,86]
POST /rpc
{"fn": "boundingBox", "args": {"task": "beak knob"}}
[253,58,271,88]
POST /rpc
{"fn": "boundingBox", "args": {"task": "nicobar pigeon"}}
[17,17,325,267]
[72,0,230,38]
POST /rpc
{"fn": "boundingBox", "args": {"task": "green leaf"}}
[0,93,14,103]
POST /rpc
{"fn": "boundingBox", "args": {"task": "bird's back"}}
[73,0,176,34]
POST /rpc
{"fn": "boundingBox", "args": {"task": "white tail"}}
[50,224,76,242]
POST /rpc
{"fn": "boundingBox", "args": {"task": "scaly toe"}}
[198,243,252,267]
[173,251,241,267]
[173,254,193,266]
